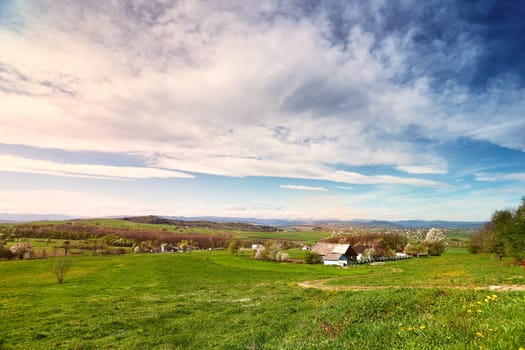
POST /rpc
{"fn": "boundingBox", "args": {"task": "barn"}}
[311,242,357,267]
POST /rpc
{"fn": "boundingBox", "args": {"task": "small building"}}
[312,242,357,267]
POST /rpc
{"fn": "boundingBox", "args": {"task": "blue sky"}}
[1,0,525,221]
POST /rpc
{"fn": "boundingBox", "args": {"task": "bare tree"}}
[53,257,71,284]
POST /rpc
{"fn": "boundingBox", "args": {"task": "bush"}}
[423,240,446,256]
[0,244,14,260]
[304,251,322,264]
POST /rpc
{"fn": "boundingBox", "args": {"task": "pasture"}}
[0,249,524,349]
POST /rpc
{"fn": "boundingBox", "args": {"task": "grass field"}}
[0,249,524,349]
[2,218,330,243]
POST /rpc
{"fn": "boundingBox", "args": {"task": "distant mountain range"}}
[0,213,77,223]
[0,213,485,229]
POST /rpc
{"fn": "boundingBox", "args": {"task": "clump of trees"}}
[254,240,289,262]
[9,242,35,260]
[423,228,448,256]
[322,232,408,257]
[469,197,525,262]
[402,228,447,256]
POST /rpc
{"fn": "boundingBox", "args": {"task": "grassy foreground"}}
[0,250,524,349]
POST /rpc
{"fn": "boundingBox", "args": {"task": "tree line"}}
[469,197,525,262]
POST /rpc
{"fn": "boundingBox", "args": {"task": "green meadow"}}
[1,249,524,349]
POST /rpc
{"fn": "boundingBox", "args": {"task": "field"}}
[1,248,524,349]
[1,218,329,244]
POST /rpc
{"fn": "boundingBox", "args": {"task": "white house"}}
[312,242,357,267]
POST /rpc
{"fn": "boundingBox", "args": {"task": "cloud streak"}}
[280,185,328,192]
[0,155,193,180]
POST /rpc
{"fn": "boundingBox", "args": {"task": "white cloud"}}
[396,165,447,175]
[155,155,445,187]
[475,172,525,182]
[280,185,328,191]
[0,1,440,173]
[0,155,193,180]
[0,0,523,195]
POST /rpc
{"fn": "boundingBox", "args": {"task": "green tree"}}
[304,251,322,264]
[227,240,240,256]
[472,198,525,262]
[504,199,525,261]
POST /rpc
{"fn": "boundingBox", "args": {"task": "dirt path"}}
[297,278,525,292]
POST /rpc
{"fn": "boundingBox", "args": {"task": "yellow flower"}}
[467,309,472,313]
[492,294,498,299]
[419,325,426,330]
[406,326,414,331]
[476,332,484,338]
[518,347,524,350]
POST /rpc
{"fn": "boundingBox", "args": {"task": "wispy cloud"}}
[475,172,525,182]
[396,165,447,175]
[0,155,193,180]
[280,185,328,192]
[155,155,445,187]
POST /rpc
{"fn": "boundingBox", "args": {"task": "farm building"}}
[312,242,357,267]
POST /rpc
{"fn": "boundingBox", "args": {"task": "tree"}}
[404,243,426,257]
[0,244,14,260]
[255,240,288,261]
[53,257,71,284]
[504,199,525,262]
[469,197,525,262]
[304,251,322,264]
[227,240,240,256]
[9,242,34,260]
[423,228,447,256]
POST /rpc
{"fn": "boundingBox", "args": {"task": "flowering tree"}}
[255,240,289,261]
[9,242,34,260]
[423,228,447,256]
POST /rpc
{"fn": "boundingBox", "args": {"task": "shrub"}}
[304,251,322,264]
[423,240,446,256]
[0,244,14,260]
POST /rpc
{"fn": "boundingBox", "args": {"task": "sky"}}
[1,0,525,221]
